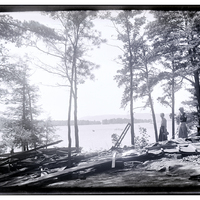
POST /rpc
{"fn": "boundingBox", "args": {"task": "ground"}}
[44,155,200,194]
[2,139,200,194]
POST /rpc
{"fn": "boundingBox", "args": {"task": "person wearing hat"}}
[177,107,188,138]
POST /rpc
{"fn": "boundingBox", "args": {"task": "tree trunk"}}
[143,54,158,142]
[125,14,135,146]
[67,65,75,168]
[28,89,37,149]
[130,56,134,146]
[172,63,175,139]
[74,62,79,152]
[67,40,78,167]
[22,75,26,124]
[74,101,79,151]
[22,75,27,151]
[130,97,134,145]
[67,88,72,168]
[149,92,158,142]
[143,48,158,142]
[194,70,200,126]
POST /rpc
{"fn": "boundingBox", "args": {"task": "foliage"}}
[0,141,7,154]
[112,11,146,109]
[148,23,183,109]
[0,15,40,111]
[37,118,59,146]
[1,120,31,151]
[134,126,150,149]
[1,118,59,152]
[3,58,40,121]
[111,10,146,145]
[31,11,104,85]
[148,11,200,125]
[0,57,58,152]
[0,14,24,45]
[157,81,182,108]
[111,133,120,147]
[2,10,200,152]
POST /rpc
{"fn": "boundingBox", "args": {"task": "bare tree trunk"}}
[28,89,37,149]
[67,41,78,167]
[74,63,79,152]
[67,88,72,168]
[124,14,135,146]
[149,92,158,142]
[194,70,200,126]
[22,75,27,151]
[172,63,175,139]
[130,64,135,145]
[143,53,158,142]
[22,75,26,124]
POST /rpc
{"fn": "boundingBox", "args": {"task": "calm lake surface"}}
[0,120,176,153]
[55,120,176,152]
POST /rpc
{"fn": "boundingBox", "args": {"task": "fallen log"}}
[0,167,33,183]
[0,140,63,163]
[3,150,168,188]
[0,150,99,184]
[120,151,165,162]
[4,138,200,189]
[38,147,81,156]
[4,157,115,187]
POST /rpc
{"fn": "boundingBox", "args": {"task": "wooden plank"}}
[4,151,166,187]
[0,140,63,163]
[5,157,113,187]
[164,148,179,153]
[0,168,30,182]
[0,140,63,167]
[179,144,198,154]
[120,151,164,162]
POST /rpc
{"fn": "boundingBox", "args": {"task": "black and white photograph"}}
[0,5,200,194]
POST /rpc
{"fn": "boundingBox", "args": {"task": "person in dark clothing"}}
[177,107,188,138]
[158,113,168,141]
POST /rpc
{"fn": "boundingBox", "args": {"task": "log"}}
[0,140,63,163]
[120,151,165,162]
[0,167,32,183]
[38,147,80,156]
[4,150,166,188]
[5,157,115,187]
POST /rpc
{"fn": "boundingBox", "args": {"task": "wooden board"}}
[179,144,197,153]
[5,157,113,187]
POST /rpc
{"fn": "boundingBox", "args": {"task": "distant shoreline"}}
[52,117,152,126]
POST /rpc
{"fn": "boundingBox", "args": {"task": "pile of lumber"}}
[1,136,200,190]
[0,140,98,189]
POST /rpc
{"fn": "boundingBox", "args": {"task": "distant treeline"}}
[52,118,152,126]
[52,120,101,126]
[102,118,152,124]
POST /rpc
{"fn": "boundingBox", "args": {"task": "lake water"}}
[0,120,177,153]
[55,120,176,152]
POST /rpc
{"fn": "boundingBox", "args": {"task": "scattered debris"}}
[1,136,200,191]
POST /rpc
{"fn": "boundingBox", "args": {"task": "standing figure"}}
[158,113,168,141]
[177,107,188,138]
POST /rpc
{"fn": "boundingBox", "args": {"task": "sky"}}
[0,9,192,120]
